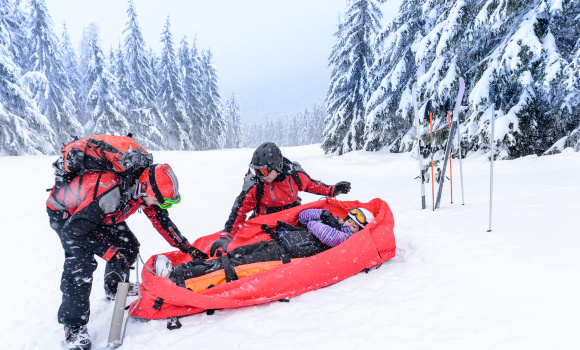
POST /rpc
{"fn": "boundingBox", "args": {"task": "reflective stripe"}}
[48,196,67,211]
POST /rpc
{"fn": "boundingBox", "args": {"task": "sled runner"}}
[129,198,395,320]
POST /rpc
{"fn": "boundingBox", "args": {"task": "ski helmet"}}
[347,208,375,228]
[249,142,283,174]
[138,164,181,209]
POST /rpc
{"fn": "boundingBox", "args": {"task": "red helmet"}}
[138,164,180,208]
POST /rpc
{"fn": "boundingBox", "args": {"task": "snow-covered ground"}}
[1,144,579,349]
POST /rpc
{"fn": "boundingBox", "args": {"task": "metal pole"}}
[488,85,500,232]
[456,79,465,205]
[108,282,130,348]
[488,102,495,231]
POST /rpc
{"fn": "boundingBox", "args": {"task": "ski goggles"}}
[137,184,181,209]
[347,208,368,227]
[249,167,270,177]
[158,194,182,210]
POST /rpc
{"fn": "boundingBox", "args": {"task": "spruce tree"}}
[80,23,129,136]
[158,17,193,150]
[123,0,165,149]
[551,1,580,151]
[23,0,83,146]
[178,37,205,149]
[323,0,382,155]
[0,0,55,155]
[364,0,422,152]
[361,0,580,157]
[60,23,84,127]
[224,92,242,148]
[199,49,225,149]
[6,0,28,70]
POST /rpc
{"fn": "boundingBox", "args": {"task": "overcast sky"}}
[44,0,401,123]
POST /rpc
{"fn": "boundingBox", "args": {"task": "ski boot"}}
[105,282,140,301]
[63,325,91,350]
[154,254,174,278]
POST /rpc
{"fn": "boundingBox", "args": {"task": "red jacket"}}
[224,159,337,236]
[47,172,195,261]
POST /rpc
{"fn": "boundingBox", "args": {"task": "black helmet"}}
[249,142,283,173]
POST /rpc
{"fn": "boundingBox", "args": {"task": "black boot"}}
[64,325,91,350]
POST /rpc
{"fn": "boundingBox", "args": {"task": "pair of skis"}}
[412,77,465,210]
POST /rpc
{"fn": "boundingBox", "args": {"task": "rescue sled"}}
[129,198,395,320]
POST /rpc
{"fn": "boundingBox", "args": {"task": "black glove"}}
[334,181,351,196]
[210,234,232,257]
[320,210,341,229]
[184,246,209,260]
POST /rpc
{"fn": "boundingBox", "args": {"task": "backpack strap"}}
[254,180,264,216]
[290,169,302,189]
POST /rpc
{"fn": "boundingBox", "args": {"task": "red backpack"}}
[51,134,153,201]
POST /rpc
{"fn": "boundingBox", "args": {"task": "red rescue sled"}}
[129,198,396,320]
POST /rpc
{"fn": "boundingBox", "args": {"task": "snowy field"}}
[1,144,579,349]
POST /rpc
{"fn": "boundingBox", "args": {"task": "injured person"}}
[154,207,375,288]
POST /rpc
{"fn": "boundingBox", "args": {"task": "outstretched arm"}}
[143,205,195,252]
[298,209,353,247]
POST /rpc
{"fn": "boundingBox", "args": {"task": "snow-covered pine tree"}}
[323,0,383,155]
[80,23,129,136]
[0,0,55,155]
[6,0,29,70]
[464,0,574,158]
[108,46,117,76]
[158,17,193,150]
[363,0,579,158]
[224,92,243,148]
[548,1,580,151]
[60,23,84,127]
[364,0,423,152]
[22,0,83,148]
[240,103,325,147]
[123,0,164,150]
[114,43,134,123]
[178,37,206,149]
[305,104,325,145]
[199,49,225,149]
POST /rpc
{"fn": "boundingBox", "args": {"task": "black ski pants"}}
[175,229,329,283]
[177,240,283,281]
[51,217,140,326]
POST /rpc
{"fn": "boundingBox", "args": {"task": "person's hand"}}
[320,210,341,229]
[210,234,232,257]
[185,246,208,260]
[334,181,351,196]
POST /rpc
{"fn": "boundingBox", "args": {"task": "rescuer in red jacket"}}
[210,142,352,257]
[47,164,206,350]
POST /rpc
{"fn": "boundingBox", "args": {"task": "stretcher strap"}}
[261,224,291,264]
[219,255,239,282]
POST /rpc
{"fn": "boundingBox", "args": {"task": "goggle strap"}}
[148,164,165,205]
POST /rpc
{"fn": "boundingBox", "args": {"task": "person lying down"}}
[154,207,375,288]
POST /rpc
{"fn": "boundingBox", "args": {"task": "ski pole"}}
[429,104,434,211]
[456,78,465,205]
[488,85,500,232]
[447,99,453,204]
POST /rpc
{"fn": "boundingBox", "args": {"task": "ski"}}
[435,77,465,209]
[412,83,426,209]
[445,98,453,204]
